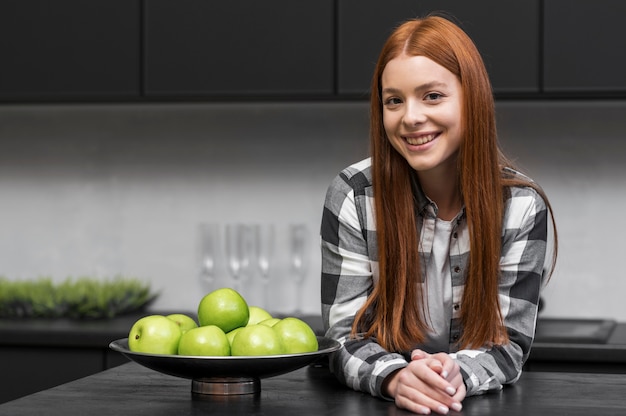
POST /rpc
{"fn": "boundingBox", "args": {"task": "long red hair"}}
[352,15,557,351]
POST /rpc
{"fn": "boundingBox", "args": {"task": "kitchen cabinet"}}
[1,0,625,101]
[0,0,141,101]
[337,0,541,97]
[543,0,626,95]
[0,346,127,405]
[143,0,334,98]
[0,313,146,404]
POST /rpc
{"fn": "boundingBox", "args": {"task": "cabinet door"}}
[144,0,334,98]
[337,0,540,96]
[543,0,626,94]
[0,346,103,404]
[0,0,140,101]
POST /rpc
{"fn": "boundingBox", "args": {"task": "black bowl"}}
[109,336,341,395]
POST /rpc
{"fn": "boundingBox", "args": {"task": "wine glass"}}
[225,224,245,294]
[225,224,255,296]
[253,223,275,309]
[198,223,220,290]
[289,223,309,314]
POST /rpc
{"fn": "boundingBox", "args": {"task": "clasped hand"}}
[383,349,466,415]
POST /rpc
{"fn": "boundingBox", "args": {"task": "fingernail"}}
[451,403,463,412]
[441,370,449,378]
[438,405,449,414]
[445,386,456,395]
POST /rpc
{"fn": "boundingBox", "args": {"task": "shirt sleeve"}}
[451,186,549,396]
[320,170,408,398]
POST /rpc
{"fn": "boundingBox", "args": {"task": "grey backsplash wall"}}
[1,100,625,319]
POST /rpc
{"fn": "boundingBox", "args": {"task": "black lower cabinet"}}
[0,346,128,404]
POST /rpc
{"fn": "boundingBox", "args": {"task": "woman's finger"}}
[394,379,452,415]
[411,349,430,360]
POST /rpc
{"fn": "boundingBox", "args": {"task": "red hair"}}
[352,15,556,351]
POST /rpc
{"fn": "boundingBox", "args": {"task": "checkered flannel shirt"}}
[320,157,548,397]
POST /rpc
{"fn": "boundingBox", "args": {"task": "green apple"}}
[128,315,182,355]
[178,325,230,356]
[166,313,198,334]
[226,327,243,345]
[230,324,285,356]
[197,288,249,333]
[246,306,273,326]
[259,318,280,327]
[272,317,318,354]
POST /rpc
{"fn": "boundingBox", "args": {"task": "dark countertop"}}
[530,318,626,365]
[0,312,324,347]
[3,313,626,363]
[2,360,626,415]
[0,313,151,348]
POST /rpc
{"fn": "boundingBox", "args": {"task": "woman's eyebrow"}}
[382,81,448,95]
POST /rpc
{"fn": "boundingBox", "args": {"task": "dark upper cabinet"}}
[543,0,626,94]
[0,0,624,102]
[337,0,541,97]
[0,0,140,101]
[143,0,334,98]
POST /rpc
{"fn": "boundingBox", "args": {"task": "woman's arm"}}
[453,186,549,395]
[320,166,409,398]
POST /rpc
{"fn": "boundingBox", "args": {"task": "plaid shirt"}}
[320,157,548,397]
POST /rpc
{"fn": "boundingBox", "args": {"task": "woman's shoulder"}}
[324,158,373,209]
[330,158,373,191]
[339,158,373,180]
[501,167,548,211]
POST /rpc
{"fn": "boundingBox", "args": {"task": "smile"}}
[403,133,438,146]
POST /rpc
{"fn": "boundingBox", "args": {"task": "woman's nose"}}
[402,102,427,126]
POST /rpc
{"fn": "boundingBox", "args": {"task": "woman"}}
[320,15,557,415]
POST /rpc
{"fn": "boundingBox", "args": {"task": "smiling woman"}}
[381,55,463,209]
[320,14,558,415]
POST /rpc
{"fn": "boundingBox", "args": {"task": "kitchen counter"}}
[2,360,626,415]
[2,314,626,404]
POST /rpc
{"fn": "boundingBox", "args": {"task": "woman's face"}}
[381,55,463,176]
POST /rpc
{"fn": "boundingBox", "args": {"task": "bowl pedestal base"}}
[191,377,261,395]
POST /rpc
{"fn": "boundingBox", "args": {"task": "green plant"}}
[0,276,158,319]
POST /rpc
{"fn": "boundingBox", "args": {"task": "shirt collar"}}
[409,170,431,216]
[409,170,466,222]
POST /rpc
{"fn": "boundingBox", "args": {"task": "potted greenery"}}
[0,276,158,320]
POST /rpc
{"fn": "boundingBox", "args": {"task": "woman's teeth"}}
[405,134,436,145]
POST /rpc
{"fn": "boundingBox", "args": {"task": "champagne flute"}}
[198,223,220,290]
[239,224,256,298]
[289,223,309,314]
[226,223,255,297]
[225,223,245,294]
[253,223,275,309]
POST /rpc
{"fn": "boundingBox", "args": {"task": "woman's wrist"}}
[381,368,402,398]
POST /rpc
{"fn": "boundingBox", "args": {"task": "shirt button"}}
[453,303,460,311]
[453,232,458,239]
[452,333,460,342]
[453,266,461,273]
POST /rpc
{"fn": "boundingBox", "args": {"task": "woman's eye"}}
[424,92,443,101]
[384,97,402,106]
